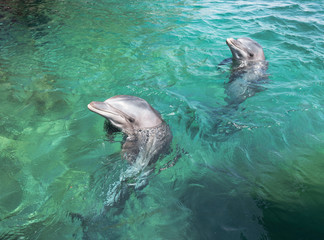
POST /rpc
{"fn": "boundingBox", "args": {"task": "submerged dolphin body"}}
[223,37,268,106]
[87,95,172,207]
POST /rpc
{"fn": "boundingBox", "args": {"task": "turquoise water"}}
[1,0,324,239]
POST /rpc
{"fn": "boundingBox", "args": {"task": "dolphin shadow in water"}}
[71,95,175,239]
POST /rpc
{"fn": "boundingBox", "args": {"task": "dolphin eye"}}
[249,52,254,57]
[128,117,135,123]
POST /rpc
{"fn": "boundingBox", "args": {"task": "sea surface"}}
[1,0,324,239]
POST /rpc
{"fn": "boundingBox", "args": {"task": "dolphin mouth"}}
[88,101,132,125]
[226,38,242,50]
[87,101,120,118]
[88,101,108,113]
[88,101,128,130]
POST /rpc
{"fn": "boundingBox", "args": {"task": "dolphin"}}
[87,95,172,207]
[204,38,269,140]
[222,37,268,106]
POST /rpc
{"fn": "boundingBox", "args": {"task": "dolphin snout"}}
[87,101,97,111]
[226,38,235,46]
[88,101,109,112]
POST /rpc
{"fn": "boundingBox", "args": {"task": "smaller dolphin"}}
[206,38,269,140]
[222,37,268,106]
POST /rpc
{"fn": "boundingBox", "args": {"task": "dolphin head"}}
[226,37,265,61]
[88,95,163,134]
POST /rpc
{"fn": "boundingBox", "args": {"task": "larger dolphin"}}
[71,96,173,239]
[88,95,172,207]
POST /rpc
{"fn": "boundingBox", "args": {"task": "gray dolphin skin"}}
[224,37,268,106]
[88,95,172,207]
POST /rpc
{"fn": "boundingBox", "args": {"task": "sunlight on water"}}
[0,0,324,239]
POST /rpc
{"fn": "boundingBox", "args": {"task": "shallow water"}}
[1,0,324,239]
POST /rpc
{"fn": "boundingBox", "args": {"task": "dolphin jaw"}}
[87,102,109,116]
[226,38,244,60]
[226,38,234,46]
[88,101,138,133]
[226,38,240,49]
[87,101,121,121]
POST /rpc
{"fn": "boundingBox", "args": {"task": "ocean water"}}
[0,0,324,239]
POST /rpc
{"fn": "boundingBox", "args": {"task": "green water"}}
[1,0,324,239]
